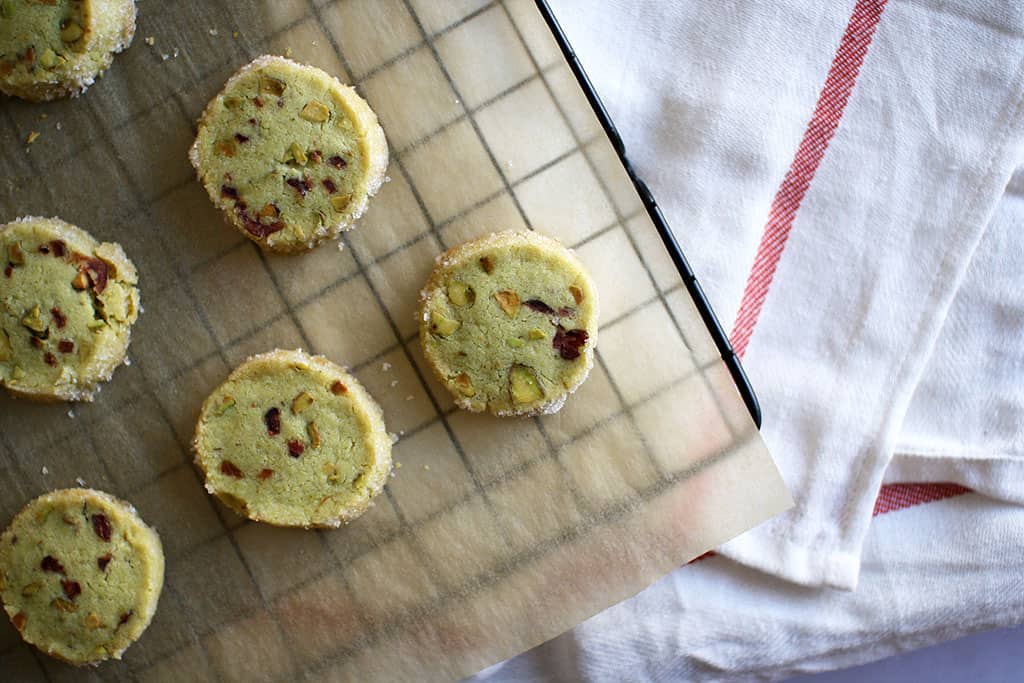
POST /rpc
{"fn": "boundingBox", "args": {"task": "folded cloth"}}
[475,493,1024,681]
[544,0,1024,590]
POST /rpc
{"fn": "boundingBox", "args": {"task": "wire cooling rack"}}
[0,1,788,680]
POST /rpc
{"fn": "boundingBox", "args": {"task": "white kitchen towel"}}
[546,0,1024,590]
[475,493,1024,682]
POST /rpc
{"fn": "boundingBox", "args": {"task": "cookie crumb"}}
[75,477,86,487]
[388,432,399,445]
[404,394,414,401]
[423,464,431,471]
[26,131,40,145]
[209,28,219,36]
[41,466,49,475]
[144,36,154,46]
[389,379,399,388]
[381,362,392,372]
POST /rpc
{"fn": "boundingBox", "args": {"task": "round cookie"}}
[193,349,392,528]
[419,230,599,417]
[0,0,136,102]
[0,216,140,402]
[0,488,164,666]
[189,55,389,253]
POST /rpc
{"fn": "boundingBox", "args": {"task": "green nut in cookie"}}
[189,55,389,253]
[193,349,393,528]
[0,488,164,666]
[419,230,599,417]
[0,216,140,401]
[0,0,137,101]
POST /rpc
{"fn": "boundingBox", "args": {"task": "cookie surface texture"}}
[0,488,165,665]
[0,0,137,101]
[194,349,393,528]
[420,230,599,417]
[0,216,140,402]
[189,55,389,253]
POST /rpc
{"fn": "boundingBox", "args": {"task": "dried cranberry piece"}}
[524,299,556,315]
[287,440,305,458]
[50,307,66,329]
[30,337,44,349]
[265,407,281,436]
[41,556,66,574]
[12,612,25,631]
[286,176,312,197]
[248,117,257,125]
[553,326,589,360]
[117,611,132,627]
[97,553,112,571]
[331,380,348,395]
[61,580,81,600]
[237,207,284,238]
[50,240,67,258]
[43,352,57,366]
[254,97,264,108]
[309,150,323,164]
[38,245,50,255]
[3,265,11,278]
[234,133,250,143]
[220,461,244,478]
[327,155,346,169]
[221,185,240,200]
[322,178,337,193]
[258,468,274,480]
[557,307,575,317]
[58,340,74,354]
[71,256,109,294]
[91,514,113,541]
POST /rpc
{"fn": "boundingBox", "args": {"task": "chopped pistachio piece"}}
[259,75,286,96]
[291,390,314,414]
[447,281,473,307]
[494,290,520,318]
[330,194,351,212]
[11,366,25,381]
[39,48,58,69]
[223,96,243,109]
[21,583,41,597]
[430,311,460,337]
[214,139,237,157]
[455,373,476,397]
[569,285,584,305]
[214,396,236,416]
[60,22,83,43]
[290,142,308,165]
[87,319,107,330]
[528,328,546,340]
[299,101,330,122]
[509,365,544,404]
[21,305,46,333]
[72,272,89,290]
[507,338,525,348]
[308,421,322,449]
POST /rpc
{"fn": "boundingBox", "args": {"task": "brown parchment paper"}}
[0,1,791,680]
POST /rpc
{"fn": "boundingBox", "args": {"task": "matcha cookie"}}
[419,230,599,417]
[0,0,136,102]
[189,55,389,253]
[0,488,164,666]
[0,216,140,402]
[193,349,392,528]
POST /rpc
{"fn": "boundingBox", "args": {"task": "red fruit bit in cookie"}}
[98,553,112,571]
[254,97,264,108]
[71,255,110,294]
[286,176,313,197]
[41,556,66,574]
[3,265,11,278]
[557,307,575,317]
[117,611,133,628]
[524,299,555,315]
[50,307,67,329]
[238,207,285,239]
[91,514,112,542]
[322,178,337,194]
[309,150,323,164]
[330,380,348,395]
[265,407,282,435]
[43,352,57,366]
[58,340,74,354]
[327,155,346,169]
[50,240,67,258]
[553,326,589,360]
[38,244,50,255]
[287,440,305,458]
[221,185,240,200]
[30,337,44,349]
[61,580,82,600]
[234,133,250,143]
[258,468,274,480]
[220,461,244,478]
[12,612,26,630]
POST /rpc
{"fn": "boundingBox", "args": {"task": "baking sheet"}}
[0,1,791,680]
